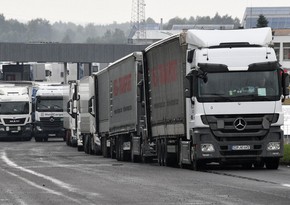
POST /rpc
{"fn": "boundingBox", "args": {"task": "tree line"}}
[0,13,242,44]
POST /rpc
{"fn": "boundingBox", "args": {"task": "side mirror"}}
[88,96,95,117]
[137,80,144,103]
[282,72,289,97]
[187,50,195,63]
[66,100,72,114]
[185,70,195,98]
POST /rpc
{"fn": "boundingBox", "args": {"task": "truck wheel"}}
[179,150,183,168]
[131,139,139,163]
[241,162,252,169]
[77,145,84,152]
[157,140,162,166]
[84,136,89,154]
[253,161,265,169]
[65,130,71,146]
[191,160,202,171]
[116,137,122,161]
[265,158,280,170]
[35,137,42,142]
[102,137,108,158]
[110,139,116,159]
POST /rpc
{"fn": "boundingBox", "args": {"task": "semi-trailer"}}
[63,81,78,146]
[92,52,148,161]
[142,27,289,169]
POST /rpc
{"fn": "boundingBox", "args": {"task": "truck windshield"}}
[0,102,29,114]
[36,98,63,112]
[197,70,280,102]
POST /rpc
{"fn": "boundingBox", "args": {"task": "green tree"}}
[27,18,52,42]
[111,28,126,44]
[256,14,268,28]
[146,17,156,24]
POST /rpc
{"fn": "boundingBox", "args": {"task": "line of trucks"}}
[0,81,65,142]
[63,27,289,170]
[0,27,287,170]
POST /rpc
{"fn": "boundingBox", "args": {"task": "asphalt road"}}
[0,139,289,205]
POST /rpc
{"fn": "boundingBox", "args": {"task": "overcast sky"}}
[1,0,290,25]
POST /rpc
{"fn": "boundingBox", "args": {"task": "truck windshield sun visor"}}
[248,61,279,71]
[209,42,261,49]
[198,63,228,73]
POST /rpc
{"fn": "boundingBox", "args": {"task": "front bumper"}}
[0,124,32,139]
[192,126,284,163]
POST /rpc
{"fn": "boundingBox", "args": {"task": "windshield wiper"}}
[203,93,234,102]
[52,105,62,109]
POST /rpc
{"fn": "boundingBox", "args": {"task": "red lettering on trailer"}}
[150,60,177,87]
[113,73,132,96]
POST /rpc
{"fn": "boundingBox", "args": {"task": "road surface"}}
[0,140,289,205]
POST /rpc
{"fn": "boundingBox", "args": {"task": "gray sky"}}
[1,0,290,25]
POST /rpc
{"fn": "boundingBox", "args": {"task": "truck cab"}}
[33,83,65,142]
[183,28,289,169]
[0,84,32,141]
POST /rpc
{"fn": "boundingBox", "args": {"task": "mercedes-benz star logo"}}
[49,117,55,122]
[233,117,247,131]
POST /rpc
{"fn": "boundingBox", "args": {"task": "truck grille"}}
[39,117,63,127]
[3,118,26,125]
[204,114,275,142]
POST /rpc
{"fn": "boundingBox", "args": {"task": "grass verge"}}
[281,144,290,165]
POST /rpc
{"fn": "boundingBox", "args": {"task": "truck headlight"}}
[267,142,280,151]
[0,127,5,131]
[201,144,215,152]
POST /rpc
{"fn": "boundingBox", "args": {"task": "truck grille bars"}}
[204,114,277,141]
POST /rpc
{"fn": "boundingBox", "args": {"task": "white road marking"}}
[0,151,99,204]
[1,151,76,192]
[281,183,290,188]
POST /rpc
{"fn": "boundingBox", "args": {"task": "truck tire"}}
[35,137,42,142]
[131,138,141,163]
[110,139,116,159]
[84,136,89,154]
[102,137,109,158]
[265,158,280,170]
[253,161,265,169]
[191,159,204,171]
[157,139,163,166]
[65,130,71,146]
[77,145,84,152]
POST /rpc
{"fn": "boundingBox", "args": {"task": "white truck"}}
[142,27,289,170]
[63,81,78,146]
[0,84,32,141]
[76,76,90,152]
[33,83,65,142]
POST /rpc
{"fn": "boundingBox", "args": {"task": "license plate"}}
[231,145,251,150]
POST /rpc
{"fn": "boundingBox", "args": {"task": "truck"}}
[90,52,149,161]
[88,67,110,156]
[63,81,78,146]
[33,83,65,142]
[82,75,102,155]
[0,84,33,141]
[76,76,91,152]
[141,27,289,170]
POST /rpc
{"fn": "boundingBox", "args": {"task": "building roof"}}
[273,29,290,36]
